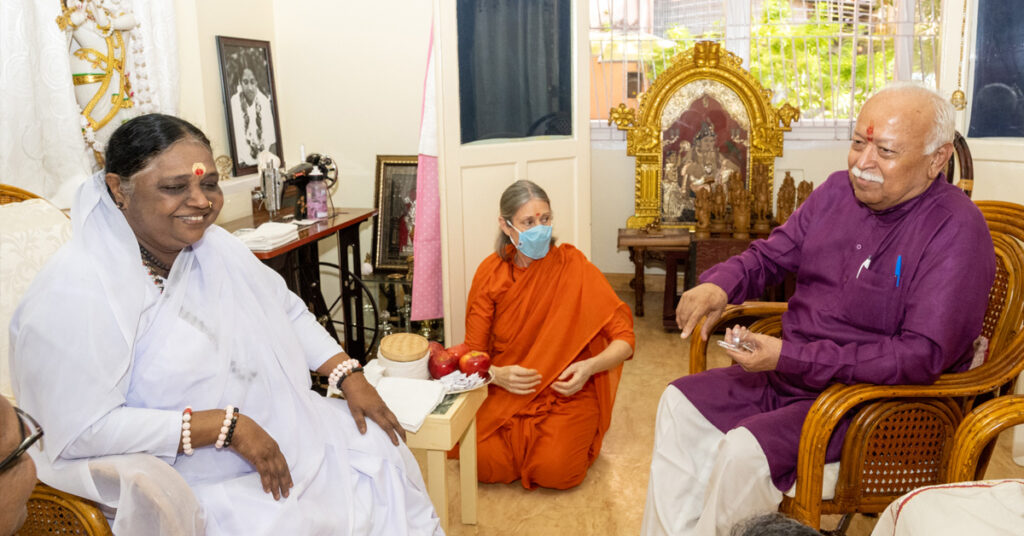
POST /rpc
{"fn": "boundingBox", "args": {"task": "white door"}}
[938,0,1024,203]
[433,0,592,345]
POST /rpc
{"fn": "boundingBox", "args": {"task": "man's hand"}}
[551,360,594,397]
[676,283,729,340]
[492,365,542,395]
[341,372,406,445]
[722,324,782,372]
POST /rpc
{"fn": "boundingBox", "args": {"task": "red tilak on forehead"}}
[536,213,540,217]
[192,162,206,176]
[866,124,874,142]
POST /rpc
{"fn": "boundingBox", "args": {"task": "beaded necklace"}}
[139,245,170,273]
[142,261,166,293]
[139,245,170,293]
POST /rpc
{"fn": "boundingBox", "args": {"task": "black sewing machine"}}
[281,153,338,219]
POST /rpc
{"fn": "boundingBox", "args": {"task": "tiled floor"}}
[416,289,1024,535]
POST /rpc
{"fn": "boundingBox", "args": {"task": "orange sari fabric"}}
[465,244,634,488]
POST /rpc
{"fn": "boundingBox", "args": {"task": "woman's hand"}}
[492,365,542,395]
[341,372,406,445]
[723,324,782,372]
[551,360,594,396]
[229,414,293,500]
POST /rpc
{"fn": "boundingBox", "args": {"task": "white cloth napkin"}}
[373,377,446,433]
[362,359,387,387]
[233,221,298,251]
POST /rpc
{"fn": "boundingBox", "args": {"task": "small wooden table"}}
[221,208,376,360]
[617,228,691,318]
[405,387,487,533]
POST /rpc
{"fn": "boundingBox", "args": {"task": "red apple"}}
[459,350,491,377]
[428,341,459,379]
[447,343,471,360]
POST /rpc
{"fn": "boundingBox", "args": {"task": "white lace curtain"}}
[0,0,178,208]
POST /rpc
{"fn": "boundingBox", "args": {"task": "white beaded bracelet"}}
[181,407,194,456]
[215,405,235,449]
[328,359,362,390]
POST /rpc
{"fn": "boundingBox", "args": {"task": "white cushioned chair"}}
[1,183,202,536]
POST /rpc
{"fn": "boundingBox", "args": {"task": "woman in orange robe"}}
[464,180,635,490]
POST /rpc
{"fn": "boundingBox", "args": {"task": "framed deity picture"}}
[610,42,797,230]
[659,84,750,225]
[373,155,419,272]
[216,36,284,177]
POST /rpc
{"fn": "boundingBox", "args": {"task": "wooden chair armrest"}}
[688,301,788,374]
[932,335,1024,390]
[948,395,1024,482]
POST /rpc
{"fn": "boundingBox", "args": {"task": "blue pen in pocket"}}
[895,255,903,287]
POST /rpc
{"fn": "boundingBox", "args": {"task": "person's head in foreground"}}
[104,114,222,271]
[848,82,955,212]
[0,397,42,536]
[730,513,823,536]
[495,179,555,264]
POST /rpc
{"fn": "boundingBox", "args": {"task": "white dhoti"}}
[642,387,782,535]
[642,387,841,536]
[871,480,1024,536]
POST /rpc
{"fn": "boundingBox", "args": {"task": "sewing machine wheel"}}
[319,262,381,357]
[306,153,339,188]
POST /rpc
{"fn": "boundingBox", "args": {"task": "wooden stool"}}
[405,387,487,533]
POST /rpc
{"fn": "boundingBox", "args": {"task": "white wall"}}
[175,0,432,259]
[590,143,643,273]
[271,1,431,215]
[175,0,277,222]
[175,0,276,161]
[174,0,1023,279]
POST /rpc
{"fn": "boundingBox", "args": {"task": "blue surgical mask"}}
[507,221,552,260]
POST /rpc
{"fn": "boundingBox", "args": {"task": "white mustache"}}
[851,166,884,184]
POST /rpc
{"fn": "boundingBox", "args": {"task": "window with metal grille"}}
[590,0,942,141]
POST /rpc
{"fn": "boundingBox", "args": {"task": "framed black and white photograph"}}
[216,36,284,176]
[372,155,418,272]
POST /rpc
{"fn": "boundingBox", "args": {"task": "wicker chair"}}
[2,184,113,535]
[945,131,974,199]
[688,200,1024,532]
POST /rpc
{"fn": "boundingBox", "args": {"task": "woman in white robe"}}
[10,114,441,535]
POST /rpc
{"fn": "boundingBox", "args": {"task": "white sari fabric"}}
[871,480,1024,536]
[11,173,441,535]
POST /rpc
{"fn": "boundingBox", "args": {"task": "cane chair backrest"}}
[0,183,40,204]
[976,203,1024,359]
[946,132,975,199]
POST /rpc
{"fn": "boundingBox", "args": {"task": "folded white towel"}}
[234,221,299,251]
[373,377,446,433]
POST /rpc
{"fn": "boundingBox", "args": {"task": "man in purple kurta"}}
[642,84,996,536]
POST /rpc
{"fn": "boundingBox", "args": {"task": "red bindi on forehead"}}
[866,124,874,142]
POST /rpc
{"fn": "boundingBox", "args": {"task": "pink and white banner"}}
[411,22,442,321]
